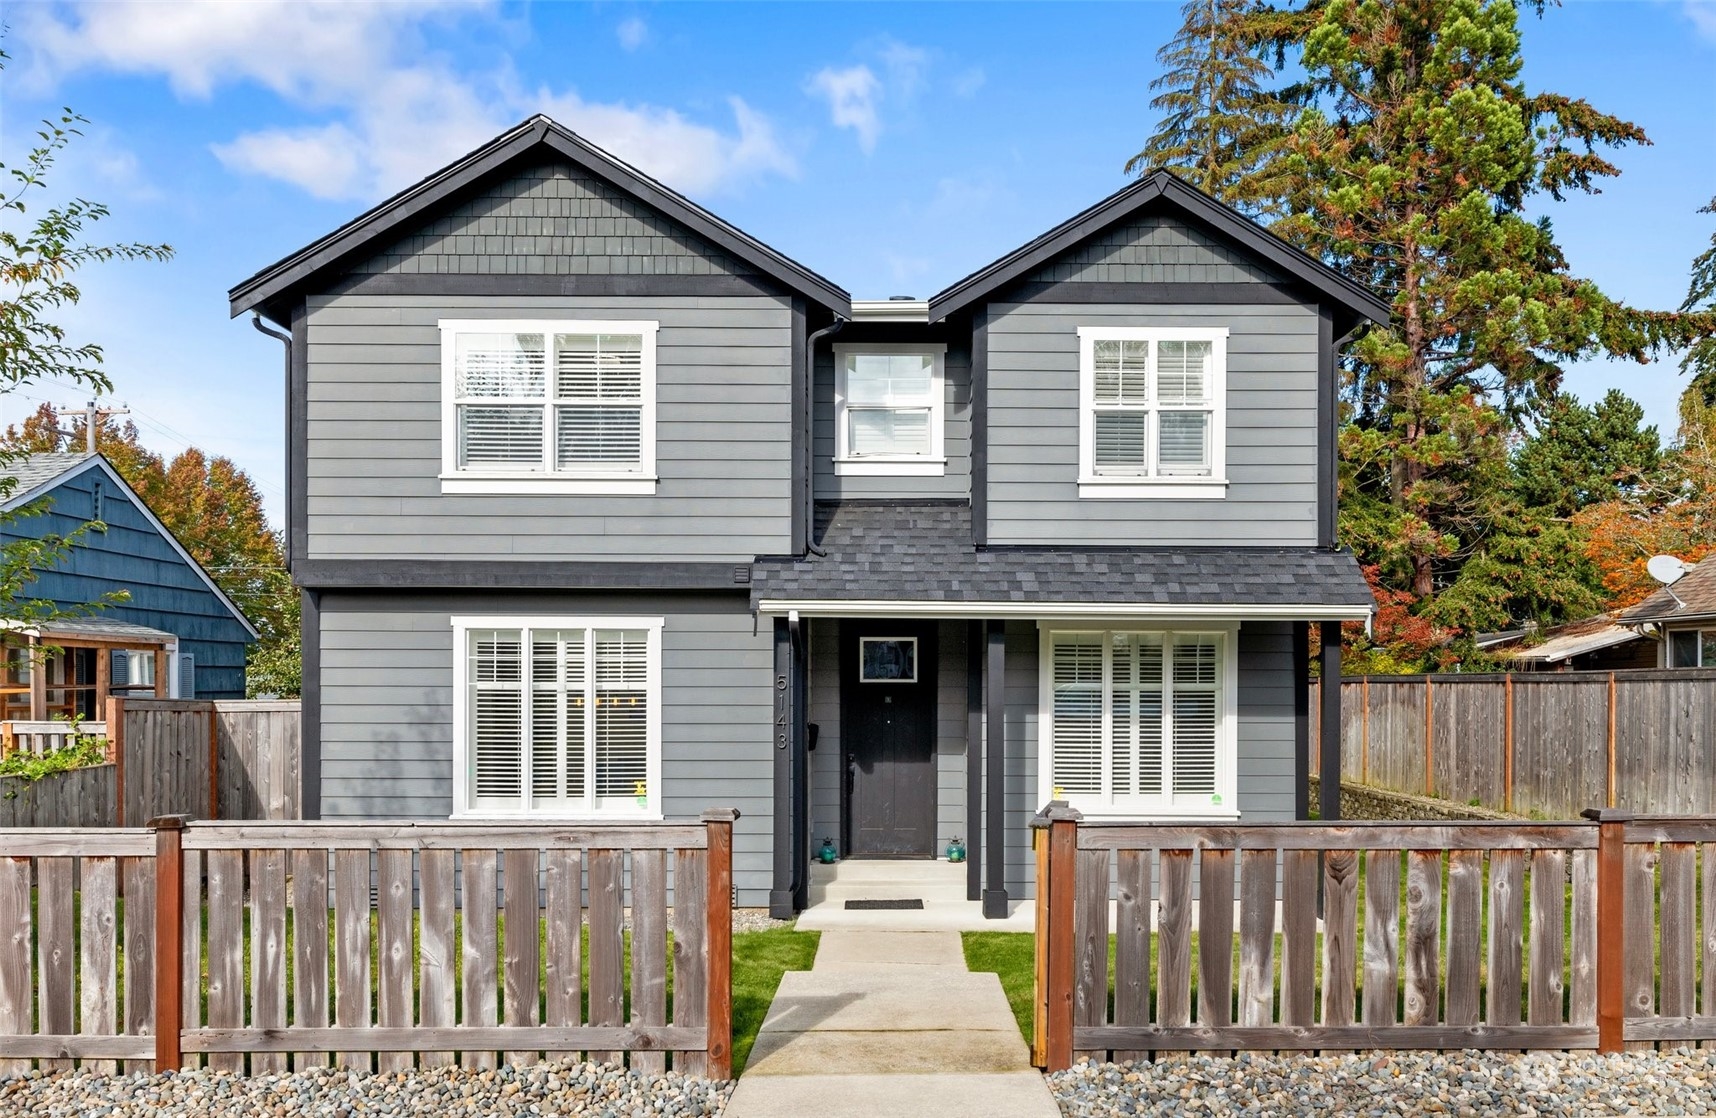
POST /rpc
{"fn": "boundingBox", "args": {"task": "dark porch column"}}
[769,616,799,919]
[1293,620,1310,820]
[1319,621,1342,821]
[966,620,983,902]
[983,620,1008,919]
[790,619,810,912]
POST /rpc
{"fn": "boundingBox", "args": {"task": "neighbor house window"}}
[1668,629,1716,668]
[452,617,662,817]
[834,344,947,475]
[1040,628,1236,817]
[1076,327,1227,498]
[439,320,658,494]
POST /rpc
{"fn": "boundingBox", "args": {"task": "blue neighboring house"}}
[1,452,257,720]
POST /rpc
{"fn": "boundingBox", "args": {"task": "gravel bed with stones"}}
[1051,1050,1716,1117]
[0,1061,731,1118]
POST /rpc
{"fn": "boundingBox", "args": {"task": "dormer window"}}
[439,319,658,494]
[833,343,947,476]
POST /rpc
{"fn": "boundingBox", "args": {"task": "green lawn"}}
[731,926,820,1074]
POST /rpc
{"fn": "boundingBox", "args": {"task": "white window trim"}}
[1664,627,1715,668]
[1076,326,1228,499]
[450,615,664,820]
[438,319,659,495]
[1036,624,1240,820]
[833,342,948,476]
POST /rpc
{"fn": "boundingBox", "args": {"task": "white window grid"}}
[1076,327,1228,498]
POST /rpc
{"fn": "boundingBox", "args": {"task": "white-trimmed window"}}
[834,343,947,475]
[1077,327,1227,499]
[452,617,663,818]
[439,320,658,494]
[1039,628,1237,817]
[1668,629,1716,668]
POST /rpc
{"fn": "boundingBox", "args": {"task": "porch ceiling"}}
[752,502,1374,620]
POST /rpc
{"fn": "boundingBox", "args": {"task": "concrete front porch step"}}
[809,858,968,884]
[723,1072,1059,1118]
[795,897,1035,932]
[808,882,968,904]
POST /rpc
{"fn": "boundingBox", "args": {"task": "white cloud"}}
[1687,0,1716,42]
[617,17,649,51]
[808,65,883,153]
[21,0,796,202]
[878,40,930,98]
[952,67,986,98]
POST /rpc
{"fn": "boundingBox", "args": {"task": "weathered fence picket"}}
[0,814,737,1077]
[1034,807,1716,1068]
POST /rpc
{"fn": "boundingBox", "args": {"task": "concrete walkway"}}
[723,930,1059,1118]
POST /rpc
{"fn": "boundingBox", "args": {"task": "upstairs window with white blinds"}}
[1076,327,1228,496]
[1044,629,1232,815]
[456,618,661,817]
[833,344,948,476]
[440,320,657,488]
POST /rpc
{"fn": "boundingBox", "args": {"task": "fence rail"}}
[0,812,737,1077]
[1310,669,1716,817]
[1033,805,1716,1068]
[0,720,106,756]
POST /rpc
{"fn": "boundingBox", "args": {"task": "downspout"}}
[252,314,293,566]
[803,317,846,557]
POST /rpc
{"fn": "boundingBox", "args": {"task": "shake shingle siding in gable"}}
[351,164,755,278]
[1025,214,1280,285]
[303,291,794,562]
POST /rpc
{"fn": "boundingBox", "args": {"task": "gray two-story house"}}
[230,116,1384,917]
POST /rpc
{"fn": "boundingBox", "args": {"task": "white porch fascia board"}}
[756,599,1374,621]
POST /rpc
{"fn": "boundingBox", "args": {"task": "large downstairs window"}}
[1040,628,1237,817]
[439,320,658,494]
[1076,327,1228,499]
[452,617,662,817]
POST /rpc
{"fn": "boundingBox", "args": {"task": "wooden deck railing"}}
[0,812,738,1077]
[0,719,107,757]
[1032,804,1716,1069]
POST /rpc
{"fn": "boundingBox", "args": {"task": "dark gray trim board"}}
[300,588,322,820]
[328,272,785,301]
[965,619,983,902]
[289,303,309,568]
[790,299,808,555]
[292,560,753,592]
[928,170,1391,330]
[970,311,989,548]
[1001,281,1313,307]
[1317,307,1337,550]
[231,115,850,322]
[770,617,795,919]
[1293,620,1310,821]
[982,620,1007,919]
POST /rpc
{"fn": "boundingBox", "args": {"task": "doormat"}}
[844,899,924,910]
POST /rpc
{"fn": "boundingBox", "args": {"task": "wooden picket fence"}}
[0,812,737,1077]
[1032,805,1716,1069]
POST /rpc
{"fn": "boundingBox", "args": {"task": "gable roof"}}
[927,170,1392,330]
[1490,613,1645,665]
[1619,560,1716,626]
[229,116,850,322]
[1,453,260,640]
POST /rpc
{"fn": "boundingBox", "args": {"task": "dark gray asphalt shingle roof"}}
[752,502,1375,609]
[1619,560,1716,623]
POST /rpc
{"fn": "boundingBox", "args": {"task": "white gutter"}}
[756,599,1375,622]
[850,299,930,323]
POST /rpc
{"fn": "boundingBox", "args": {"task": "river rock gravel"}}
[0,1060,731,1118]
[1050,1050,1716,1117]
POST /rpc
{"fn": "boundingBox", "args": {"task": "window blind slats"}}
[1158,412,1211,474]
[1093,412,1148,473]
[458,407,544,469]
[556,407,643,467]
[1051,636,1104,795]
[1156,341,1211,405]
[555,334,643,400]
[849,408,931,457]
[455,333,545,398]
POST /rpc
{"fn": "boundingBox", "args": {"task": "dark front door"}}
[841,621,938,857]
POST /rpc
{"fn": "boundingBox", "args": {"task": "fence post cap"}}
[1580,807,1634,823]
[147,814,191,830]
[701,808,741,823]
[1033,800,1081,825]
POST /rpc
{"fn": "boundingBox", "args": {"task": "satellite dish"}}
[1647,555,1689,586]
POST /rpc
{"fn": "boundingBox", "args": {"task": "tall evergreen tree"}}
[1512,389,1659,519]
[1127,0,1294,213]
[1683,197,1716,406]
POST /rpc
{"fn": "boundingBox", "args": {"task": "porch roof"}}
[752,502,1375,620]
[5,617,177,647]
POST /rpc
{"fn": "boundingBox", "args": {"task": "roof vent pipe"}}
[888,294,916,301]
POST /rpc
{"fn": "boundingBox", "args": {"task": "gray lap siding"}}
[303,293,794,563]
[983,301,1320,547]
[315,589,777,903]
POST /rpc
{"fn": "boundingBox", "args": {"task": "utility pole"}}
[53,400,130,455]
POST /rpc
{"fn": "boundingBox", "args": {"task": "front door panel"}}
[841,622,937,857]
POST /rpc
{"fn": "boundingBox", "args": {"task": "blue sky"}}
[2,0,1714,524]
